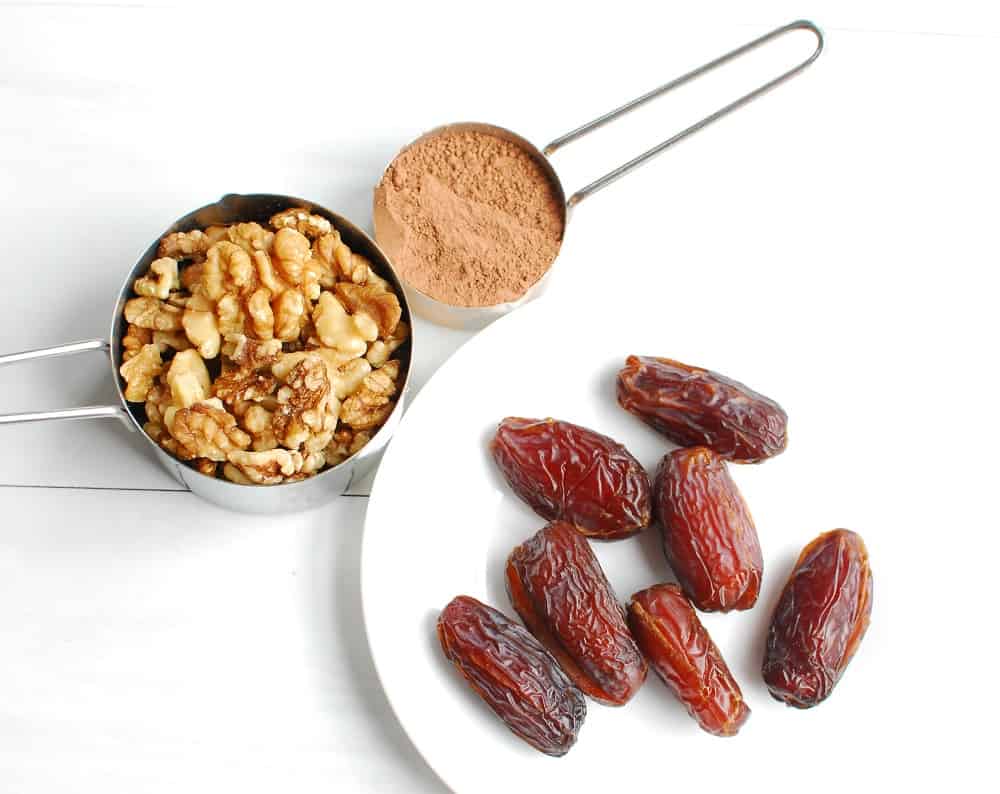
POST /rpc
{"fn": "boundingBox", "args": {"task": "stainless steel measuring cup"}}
[0,193,413,514]
[374,20,823,330]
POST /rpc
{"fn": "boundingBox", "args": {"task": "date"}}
[762,529,873,708]
[616,355,788,463]
[654,447,763,612]
[506,521,647,705]
[437,595,586,756]
[491,417,651,540]
[628,584,750,736]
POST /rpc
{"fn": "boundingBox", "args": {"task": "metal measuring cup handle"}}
[0,339,132,428]
[545,20,824,212]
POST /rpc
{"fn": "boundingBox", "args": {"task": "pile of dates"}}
[437,355,873,756]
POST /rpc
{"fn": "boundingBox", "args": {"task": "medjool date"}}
[506,521,647,705]
[437,595,586,756]
[654,447,763,611]
[491,417,651,540]
[617,356,787,463]
[628,584,750,736]
[762,529,873,708]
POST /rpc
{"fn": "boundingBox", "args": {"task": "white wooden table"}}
[2,2,995,791]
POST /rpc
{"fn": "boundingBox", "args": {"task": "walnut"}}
[273,348,360,388]
[301,449,326,474]
[313,230,365,284]
[214,367,276,406]
[182,291,221,359]
[366,320,409,368]
[205,226,230,244]
[312,291,377,356]
[240,403,279,451]
[246,288,274,340]
[364,266,393,293]
[225,448,303,485]
[339,247,370,283]
[305,252,335,289]
[325,428,371,466]
[272,354,338,450]
[203,241,256,301]
[168,397,250,461]
[331,357,372,399]
[340,360,400,430]
[122,324,152,361]
[222,462,253,485]
[119,343,162,402]
[180,262,204,291]
[152,330,191,353]
[166,349,211,408]
[124,297,183,331]
[144,420,166,444]
[272,228,310,287]
[158,230,212,259]
[271,351,314,382]
[314,231,340,267]
[270,208,332,239]
[335,282,401,338]
[273,288,307,342]
[144,417,181,457]
[194,458,218,477]
[229,335,282,371]
[227,222,274,255]
[250,250,290,296]
[144,378,172,426]
[134,257,180,300]
[215,293,246,339]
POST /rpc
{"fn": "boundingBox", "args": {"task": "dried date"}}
[628,584,750,736]
[762,529,873,708]
[654,447,763,612]
[616,355,788,463]
[437,595,586,756]
[506,521,647,706]
[491,417,651,540]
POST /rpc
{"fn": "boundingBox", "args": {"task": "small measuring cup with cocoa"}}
[374,21,822,330]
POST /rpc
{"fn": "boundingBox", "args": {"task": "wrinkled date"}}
[654,447,763,612]
[616,356,788,463]
[628,584,750,736]
[506,521,647,705]
[491,417,651,540]
[763,529,873,708]
[437,595,586,756]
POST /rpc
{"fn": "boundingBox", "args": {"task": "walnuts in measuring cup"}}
[118,207,409,485]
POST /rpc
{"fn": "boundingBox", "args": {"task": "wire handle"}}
[0,339,133,429]
[545,19,824,209]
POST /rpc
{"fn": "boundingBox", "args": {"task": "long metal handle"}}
[0,339,133,430]
[545,20,824,209]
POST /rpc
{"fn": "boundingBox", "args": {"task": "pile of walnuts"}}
[119,208,408,485]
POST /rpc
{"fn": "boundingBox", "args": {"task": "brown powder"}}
[373,129,564,307]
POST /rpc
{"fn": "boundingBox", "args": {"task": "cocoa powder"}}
[373,129,564,307]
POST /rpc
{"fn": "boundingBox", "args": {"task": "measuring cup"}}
[0,193,413,514]
[374,20,823,330]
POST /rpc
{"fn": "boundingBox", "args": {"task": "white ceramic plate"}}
[361,293,883,793]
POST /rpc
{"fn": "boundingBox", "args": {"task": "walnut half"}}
[166,397,250,461]
[225,448,304,485]
[340,360,400,430]
[119,343,162,402]
[133,257,180,300]
[272,354,337,450]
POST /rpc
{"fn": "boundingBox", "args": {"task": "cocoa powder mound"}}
[373,129,564,307]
